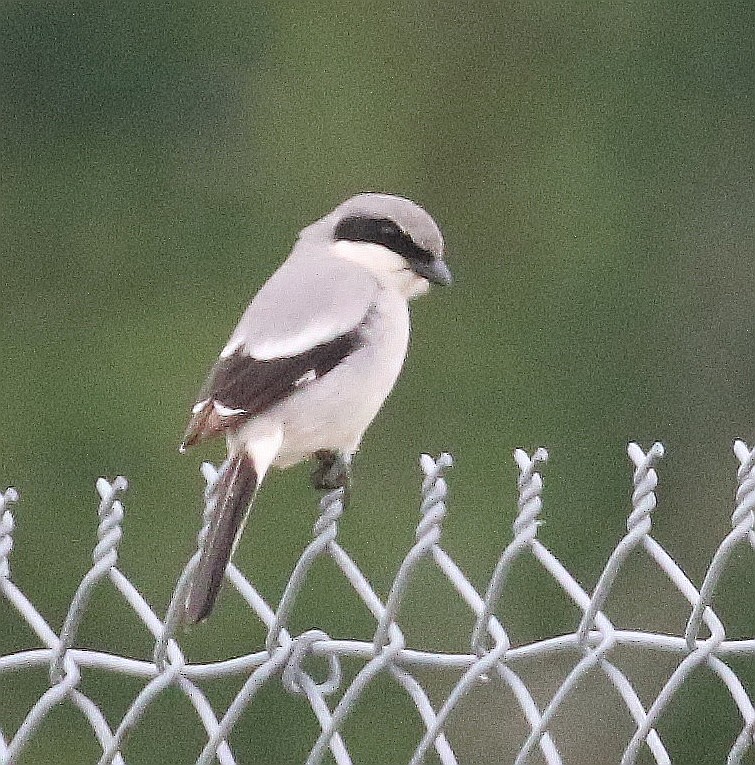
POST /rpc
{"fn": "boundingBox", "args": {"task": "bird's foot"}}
[311,450,351,494]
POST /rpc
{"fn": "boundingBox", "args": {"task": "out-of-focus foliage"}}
[1,1,753,762]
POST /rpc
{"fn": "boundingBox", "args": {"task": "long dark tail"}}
[184,452,259,624]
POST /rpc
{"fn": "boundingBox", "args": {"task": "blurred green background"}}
[1,0,754,762]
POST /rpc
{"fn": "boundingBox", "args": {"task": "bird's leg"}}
[311,450,352,505]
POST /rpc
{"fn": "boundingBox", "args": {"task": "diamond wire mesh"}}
[1,441,755,765]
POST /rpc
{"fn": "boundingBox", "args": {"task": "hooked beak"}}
[410,257,453,286]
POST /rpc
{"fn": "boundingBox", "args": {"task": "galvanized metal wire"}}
[2,442,755,764]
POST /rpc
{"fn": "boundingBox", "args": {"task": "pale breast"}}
[264,288,412,467]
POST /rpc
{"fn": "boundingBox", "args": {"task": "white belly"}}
[235,290,411,469]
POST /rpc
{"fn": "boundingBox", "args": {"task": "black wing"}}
[181,325,366,450]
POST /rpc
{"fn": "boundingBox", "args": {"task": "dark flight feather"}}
[181,321,368,450]
[184,453,259,623]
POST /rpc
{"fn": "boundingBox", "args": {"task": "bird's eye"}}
[379,222,399,238]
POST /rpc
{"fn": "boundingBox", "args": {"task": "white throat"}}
[330,240,430,299]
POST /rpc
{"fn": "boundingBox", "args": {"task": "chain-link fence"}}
[2,442,755,764]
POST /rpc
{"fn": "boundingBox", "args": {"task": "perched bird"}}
[180,193,452,623]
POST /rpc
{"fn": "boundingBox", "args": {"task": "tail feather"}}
[184,452,259,623]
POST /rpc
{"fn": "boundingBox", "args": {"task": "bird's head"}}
[306,193,452,298]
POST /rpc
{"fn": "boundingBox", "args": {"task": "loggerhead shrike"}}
[180,192,452,623]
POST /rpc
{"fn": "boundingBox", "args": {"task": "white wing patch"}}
[213,402,247,417]
[293,369,317,387]
[249,323,347,361]
[220,337,244,359]
[220,324,351,362]
[190,398,246,417]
